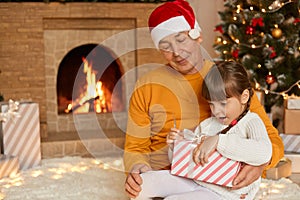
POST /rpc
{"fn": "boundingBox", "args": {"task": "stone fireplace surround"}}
[44,20,134,134]
[0,2,166,158]
[0,3,163,132]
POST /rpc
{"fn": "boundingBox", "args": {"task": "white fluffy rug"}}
[0,156,300,200]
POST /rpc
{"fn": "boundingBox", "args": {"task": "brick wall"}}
[0,2,165,137]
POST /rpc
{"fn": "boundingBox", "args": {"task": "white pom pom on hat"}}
[148,0,201,49]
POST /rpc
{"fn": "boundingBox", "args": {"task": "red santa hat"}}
[148,0,201,48]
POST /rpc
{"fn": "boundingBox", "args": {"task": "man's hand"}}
[124,164,151,198]
[232,163,267,190]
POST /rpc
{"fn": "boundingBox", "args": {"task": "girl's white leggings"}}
[133,170,221,200]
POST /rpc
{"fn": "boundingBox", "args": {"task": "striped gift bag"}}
[171,140,241,187]
[0,155,19,178]
[280,133,300,153]
[1,102,41,170]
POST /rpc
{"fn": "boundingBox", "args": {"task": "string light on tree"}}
[214,36,223,45]
[255,80,300,100]
[265,0,294,13]
[213,0,300,109]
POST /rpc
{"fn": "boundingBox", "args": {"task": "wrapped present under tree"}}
[0,101,41,170]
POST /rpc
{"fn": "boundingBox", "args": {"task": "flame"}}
[65,57,108,113]
[95,81,107,113]
[65,104,72,113]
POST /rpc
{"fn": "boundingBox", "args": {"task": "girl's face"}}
[158,31,203,75]
[208,90,250,125]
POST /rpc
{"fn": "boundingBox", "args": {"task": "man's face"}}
[158,31,203,75]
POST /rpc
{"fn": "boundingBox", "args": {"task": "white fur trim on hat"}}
[150,16,201,49]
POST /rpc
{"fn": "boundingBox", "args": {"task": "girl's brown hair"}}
[202,61,253,103]
[202,61,254,133]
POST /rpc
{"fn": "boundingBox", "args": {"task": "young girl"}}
[167,61,272,199]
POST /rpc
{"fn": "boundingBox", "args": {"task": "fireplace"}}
[57,43,124,114]
[43,18,138,134]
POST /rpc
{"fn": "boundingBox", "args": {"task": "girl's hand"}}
[166,128,184,150]
[193,135,219,166]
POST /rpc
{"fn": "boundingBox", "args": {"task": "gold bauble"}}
[272,28,282,38]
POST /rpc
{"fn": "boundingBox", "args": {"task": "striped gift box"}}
[280,134,300,153]
[0,155,19,179]
[171,140,241,187]
[1,102,41,170]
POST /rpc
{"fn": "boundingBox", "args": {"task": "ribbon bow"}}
[214,25,224,34]
[252,17,264,27]
[0,99,20,122]
[294,18,300,24]
[183,129,205,144]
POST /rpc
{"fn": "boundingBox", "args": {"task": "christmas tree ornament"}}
[264,60,274,69]
[214,25,224,34]
[232,49,239,58]
[228,24,242,41]
[266,73,276,85]
[272,28,282,38]
[284,16,296,24]
[288,47,294,54]
[252,17,264,27]
[269,46,277,59]
[277,74,286,86]
[294,18,300,24]
[274,56,284,64]
[246,26,255,35]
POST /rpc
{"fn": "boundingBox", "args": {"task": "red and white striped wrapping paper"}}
[0,155,19,179]
[280,133,300,153]
[171,140,241,187]
[1,102,41,170]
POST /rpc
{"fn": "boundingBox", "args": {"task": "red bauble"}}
[232,49,239,58]
[269,46,277,58]
[265,73,276,85]
[246,26,255,35]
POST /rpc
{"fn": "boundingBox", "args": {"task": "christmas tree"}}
[213,0,300,111]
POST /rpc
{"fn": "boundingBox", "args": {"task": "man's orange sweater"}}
[124,61,284,177]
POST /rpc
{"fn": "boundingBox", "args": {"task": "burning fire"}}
[65,58,108,113]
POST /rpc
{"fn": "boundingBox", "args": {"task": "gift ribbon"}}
[183,129,205,143]
[0,100,20,154]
